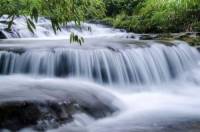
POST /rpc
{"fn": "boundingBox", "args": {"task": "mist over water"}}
[1,17,200,132]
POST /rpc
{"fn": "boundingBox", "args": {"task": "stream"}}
[0,17,200,132]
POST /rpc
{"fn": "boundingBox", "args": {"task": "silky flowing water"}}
[1,17,200,132]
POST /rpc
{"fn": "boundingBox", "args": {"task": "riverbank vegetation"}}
[100,0,200,33]
[0,0,200,34]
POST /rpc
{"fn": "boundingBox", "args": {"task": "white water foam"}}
[0,16,136,40]
[1,16,200,132]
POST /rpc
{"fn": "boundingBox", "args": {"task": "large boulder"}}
[0,100,74,131]
[0,76,118,131]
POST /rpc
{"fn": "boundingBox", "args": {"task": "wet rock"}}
[0,77,118,131]
[106,46,119,52]
[80,103,115,118]
[155,34,174,40]
[139,34,158,40]
[0,47,26,54]
[0,31,7,39]
[155,40,175,46]
[160,120,200,132]
[0,100,75,131]
[119,29,126,32]
[0,99,116,131]
[140,33,200,46]
[0,20,9,25]
[196,47,200,52]
[0,90,116,131]
[126,34,136,39]
[196,32,200,36]
[174,33,200,46]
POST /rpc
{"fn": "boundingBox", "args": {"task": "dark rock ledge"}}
[0,98,116,131]
[0,31,7,39]
[0,77,118,131]
[0,100,74,131]
[138,32,200,46]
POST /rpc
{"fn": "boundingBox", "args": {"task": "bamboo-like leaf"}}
[27,20,34,34]
[27,18,36,29]
[7,15,15,31]
[32,7,39,22]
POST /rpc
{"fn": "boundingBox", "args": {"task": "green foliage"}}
[103,0,144,16]
[136,0,200,32]
[192,22,200,32]
[0,0,105,43]
[70,32,84,45]
[1,0,200,34]
[102,0,200,33]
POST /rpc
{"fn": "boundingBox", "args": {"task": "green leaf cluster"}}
[0,0,105,43]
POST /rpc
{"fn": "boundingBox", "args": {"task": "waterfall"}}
[1,17,200,132]
[0,43,199,86]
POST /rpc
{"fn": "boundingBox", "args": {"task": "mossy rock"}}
[139,33,200,46]
[175,33,200,46]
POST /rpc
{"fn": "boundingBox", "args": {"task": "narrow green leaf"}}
[27,20,34,34]
[27,18,36,29]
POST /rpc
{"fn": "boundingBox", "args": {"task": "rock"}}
[0,100,75,131]
[0,20,9,25]
[155,40,175,46]
[0,77,118,131]
[0,47,26,54]
[126,34,135,39]
[0,31,7,39]
[185,32,194,36]
[175,33,192,39]
[106,46,119,52]
[174,33,200,46]
[196,32,200,36]
[154,33,174,40]
[140,33,200,47]
[119,29,126,32]
[161,120,200,132]
[0,98,116,131]
[196,47,200,52]
[139,34,158,40]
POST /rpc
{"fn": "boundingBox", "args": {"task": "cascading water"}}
[0,16,130,39]
[1,17,200,132]
[0,43,199,86]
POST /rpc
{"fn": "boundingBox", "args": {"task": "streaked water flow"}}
[0,43,199,86]
[1,17,200,132]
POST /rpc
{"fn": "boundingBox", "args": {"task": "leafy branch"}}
[0,0,105,44]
